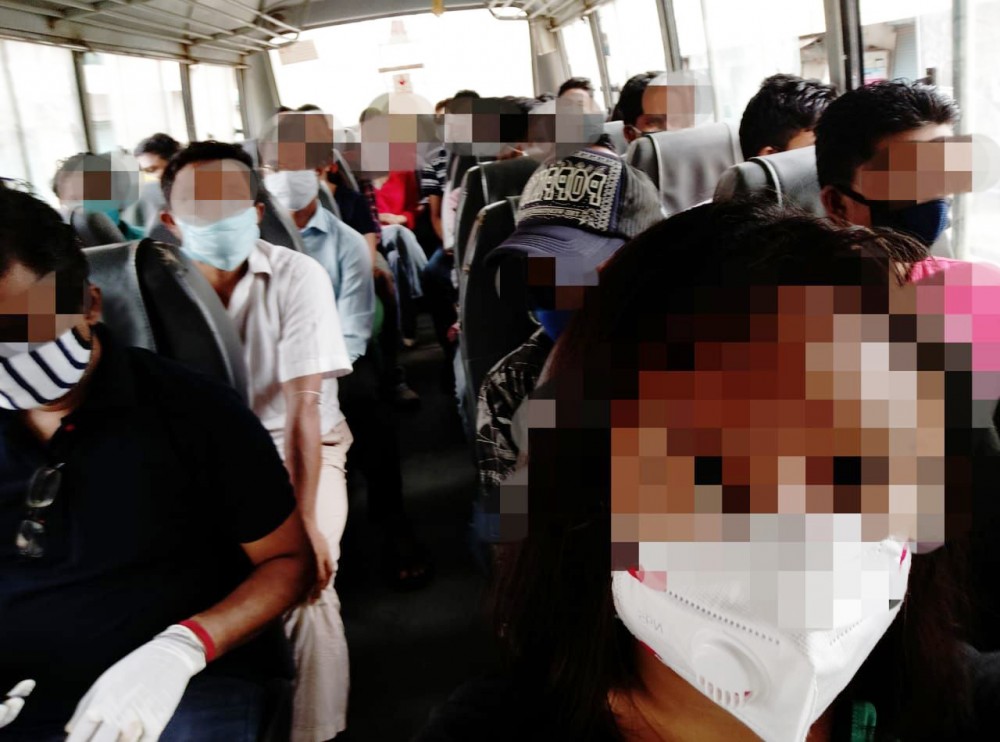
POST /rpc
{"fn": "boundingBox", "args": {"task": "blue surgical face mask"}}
[876,198,951,247]
[175,206,260,272]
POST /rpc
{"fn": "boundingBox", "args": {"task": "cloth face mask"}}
[264,170,320,212]
[0,328,92,410]
[176,207,259,272]
[612,530,911,742]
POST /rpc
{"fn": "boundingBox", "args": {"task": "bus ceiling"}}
[0,0,604,66]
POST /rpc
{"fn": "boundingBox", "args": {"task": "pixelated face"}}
[0,264,85,348]
[853,125,957,207]
[259,112,337,173]
[348,93,437,176]
[168,159,256,227]
[640,83,697,132]
[57,152,139,213]
[610,280,947,628]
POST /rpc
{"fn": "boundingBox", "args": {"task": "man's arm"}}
[281,372,331,599]
[185,508,314,656]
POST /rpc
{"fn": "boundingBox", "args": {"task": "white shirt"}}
[227,239,353,452]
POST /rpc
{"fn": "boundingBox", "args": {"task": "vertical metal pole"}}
[654,0,681,73]
[952,0,971,259]
[698,0,720,121]
[840,0,864,90]
[72,50,96,152]
[235,66,251,139]
[179,62,197,141]
[588,11,613,113]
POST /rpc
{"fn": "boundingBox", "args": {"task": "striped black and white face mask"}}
[0,328,92,411]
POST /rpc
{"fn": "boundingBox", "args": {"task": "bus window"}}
[673,0,828,121]
[560,17,606,103]
[269,9,532,127]
[189,64,243,141]
[79,52,187,155]
[0,40,86,205]
[595,0,667,105]
[860,0,952,89]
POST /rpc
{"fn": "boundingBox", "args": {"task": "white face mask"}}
[612,527,911,742]
[0,328,92,410]
[264,170,319,212]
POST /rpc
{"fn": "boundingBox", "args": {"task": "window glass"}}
[80,52,187,156]
[190,64,243,141]
[673,0,828,121]
[560,18,605,104]
[0,40,87,204]
[269,9,533,130]
[859,0,952,90]
[596,0,667,107]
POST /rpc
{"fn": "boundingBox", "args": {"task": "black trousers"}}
[338,350,404,527]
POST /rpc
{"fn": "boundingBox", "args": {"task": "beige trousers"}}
[283,419,352,742]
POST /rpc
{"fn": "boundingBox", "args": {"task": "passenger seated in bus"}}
[134,132,181,180]
[816,80,958,248]
[159,141,353,742]
[738,74,838,160]
[132,132,182,230]
[557,76,598,110]
[639,70,714,133]
[52,151,145,242]
[418,198,994,742]
[260,113,432,590]
[0,187,314,741]
[611,71,668,144]
[473,142,662,548]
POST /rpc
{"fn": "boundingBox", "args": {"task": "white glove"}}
[65,625,207,742]
[0,679,34,729]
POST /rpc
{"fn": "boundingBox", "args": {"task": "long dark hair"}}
[491,198,975,740]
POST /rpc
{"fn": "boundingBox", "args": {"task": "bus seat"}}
[626,122,743,215]
[603,120,628,155]
[68,207,126,247]
[333,148,359,192]
[145,217,181,247]
[460,198,537,430]
[259,192,305,251]
[84,239,249,404]
[713,145,824,216]
[317,180,341,218]
[447,153,495,195]
[455,157,540,269]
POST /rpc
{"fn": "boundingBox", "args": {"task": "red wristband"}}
[179,619,217,662]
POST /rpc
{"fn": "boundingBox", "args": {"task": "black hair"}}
[297,104,322,112]
[359,107,381,124]
[453,89,481,100]
[494,198,973,740]
[51,151,137,206]
[160,140,262,207]
[435,98,451,112]
[610,71,663,126]
[815,80,959,188]
[0,188,89,312]
[51,152,93,198]
[275,105,293,115]
[133,132,181,160]
[738,74,838,160]
[558,77,594,98]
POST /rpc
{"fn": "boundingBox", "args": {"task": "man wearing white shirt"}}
[160,141,352,742]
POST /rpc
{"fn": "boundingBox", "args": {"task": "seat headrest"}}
[259,192,305,251]
[603,120,629,155]
[333,149,359,192]
[69,208,126,247]
[626,122,743,215]
[714,145,824,217]
[84,239,249,402]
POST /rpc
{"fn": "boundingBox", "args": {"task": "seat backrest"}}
[626,122,743,215]
[84,239,249,403]
[333,148,359,192]
[460,198,536,420]
[69,207,126,247]
[455,157,540,268]
[145,217,181,247]
[317,180,341,218]
[603,120,628,155]
[713,145,824,216]
[259,192,305,251]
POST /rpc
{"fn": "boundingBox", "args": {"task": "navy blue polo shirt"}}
[0,324,297,735]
